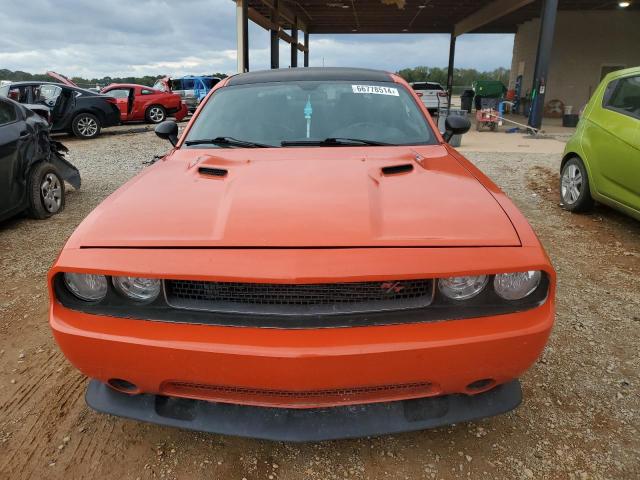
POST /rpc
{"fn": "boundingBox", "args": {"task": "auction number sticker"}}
[352,85,399,96]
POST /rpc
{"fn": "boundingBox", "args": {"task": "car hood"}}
[46,71,78,87]
[73,146,520,248]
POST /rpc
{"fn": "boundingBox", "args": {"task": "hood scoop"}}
[381,163,414,176]
[199,166,228,178]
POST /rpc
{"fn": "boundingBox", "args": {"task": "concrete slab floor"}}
[455,114,576,155]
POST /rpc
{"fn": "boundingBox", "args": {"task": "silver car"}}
[153,76,220,113]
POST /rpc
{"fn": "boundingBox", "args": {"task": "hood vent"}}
[199,166,228,178]
[381,163,414,176]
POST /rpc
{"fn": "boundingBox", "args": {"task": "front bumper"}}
[51,298,552,408]
[86,379,522,442]
[50,246,555,418]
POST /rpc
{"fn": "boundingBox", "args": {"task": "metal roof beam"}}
[247,6,271,29]
[258,0,309,32]
[454,0,534,36]
[278,29,307,52]
[245,6,306,51]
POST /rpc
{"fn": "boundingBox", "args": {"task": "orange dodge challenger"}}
[49,68,555,441]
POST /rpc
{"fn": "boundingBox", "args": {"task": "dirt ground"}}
[0,129,638,480]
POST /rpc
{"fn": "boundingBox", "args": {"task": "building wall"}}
[509,10,640,111]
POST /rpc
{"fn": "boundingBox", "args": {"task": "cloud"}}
[302,34,514,72]
[0,0,514,78]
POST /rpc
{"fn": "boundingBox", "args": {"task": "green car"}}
[561,67,640,220]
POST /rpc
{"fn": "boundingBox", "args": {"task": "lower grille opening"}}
[164,279,434,315]
[162,381,437,407]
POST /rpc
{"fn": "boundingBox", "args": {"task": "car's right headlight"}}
[63,273,108,302]
[112,276,161,302]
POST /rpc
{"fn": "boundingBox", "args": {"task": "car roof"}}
[6,80,96,94]
[604,66,640,81]
[0,95,44,115]
[105,83,155,89]
[177,75,219,80]
[8,80,67,87]
[226,67,393,86]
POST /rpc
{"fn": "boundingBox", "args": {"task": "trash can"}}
[444,109,468,148]
[474,95,483,111]
[473,80,506,116]
[472,80,507,99]
[562,114,579,127]
[460,89,475,113]
[437,107,449,133]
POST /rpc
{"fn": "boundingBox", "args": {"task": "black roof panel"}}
[4,81,101,95]
[6,81,65,86]
[226,67,393,86]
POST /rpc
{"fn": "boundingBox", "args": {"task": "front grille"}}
[162,380,437,407]
[164,279,434,315]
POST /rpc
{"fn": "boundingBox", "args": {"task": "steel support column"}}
[446,34,456,111]
[291,18,298,67]
[303,32,309,67]
[270,0,280,69]
[528,0,558,130]
[236,0,249,73]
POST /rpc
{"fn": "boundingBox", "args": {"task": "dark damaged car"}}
[0,96,80,222]
[0,72,120,139]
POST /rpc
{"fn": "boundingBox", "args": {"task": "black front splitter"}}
[86,380,521,442]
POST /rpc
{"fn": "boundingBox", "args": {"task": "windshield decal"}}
[304,95,313,138]
[352,85,399,96]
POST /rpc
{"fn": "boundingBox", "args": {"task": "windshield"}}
[153,79,168,91]
[184,81,435,148]
[36,84,62,103]
[202,78,218,89]
[103,88,129,98]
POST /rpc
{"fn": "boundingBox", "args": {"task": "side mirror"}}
[155,120,178,146]
[443,115,471,143]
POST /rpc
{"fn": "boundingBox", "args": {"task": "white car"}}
[410,81,448,115]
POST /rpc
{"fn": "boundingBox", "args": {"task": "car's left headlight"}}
[493,271,542,300]
[112,276,161,302]
[438,275,488,300]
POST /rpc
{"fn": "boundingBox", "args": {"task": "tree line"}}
[2,67,509,90]
[0,69,228,88]
[396,66,510,88]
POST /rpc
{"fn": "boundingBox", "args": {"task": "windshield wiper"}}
[281,137,394,147]
[184,137,276,148]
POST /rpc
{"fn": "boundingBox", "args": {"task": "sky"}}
[0,0,514,78]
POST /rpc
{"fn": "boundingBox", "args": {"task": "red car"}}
[100,83,188,124]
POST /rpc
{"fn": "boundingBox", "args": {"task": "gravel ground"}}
[0,130,638,479]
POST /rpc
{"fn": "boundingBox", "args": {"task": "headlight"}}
[494,271,542,300]
[63,273,108,302]
[438,275,488,300]
[112,276,161,302]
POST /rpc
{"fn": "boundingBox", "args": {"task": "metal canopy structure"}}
[235,0,635,34]
[233,0,639,128]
